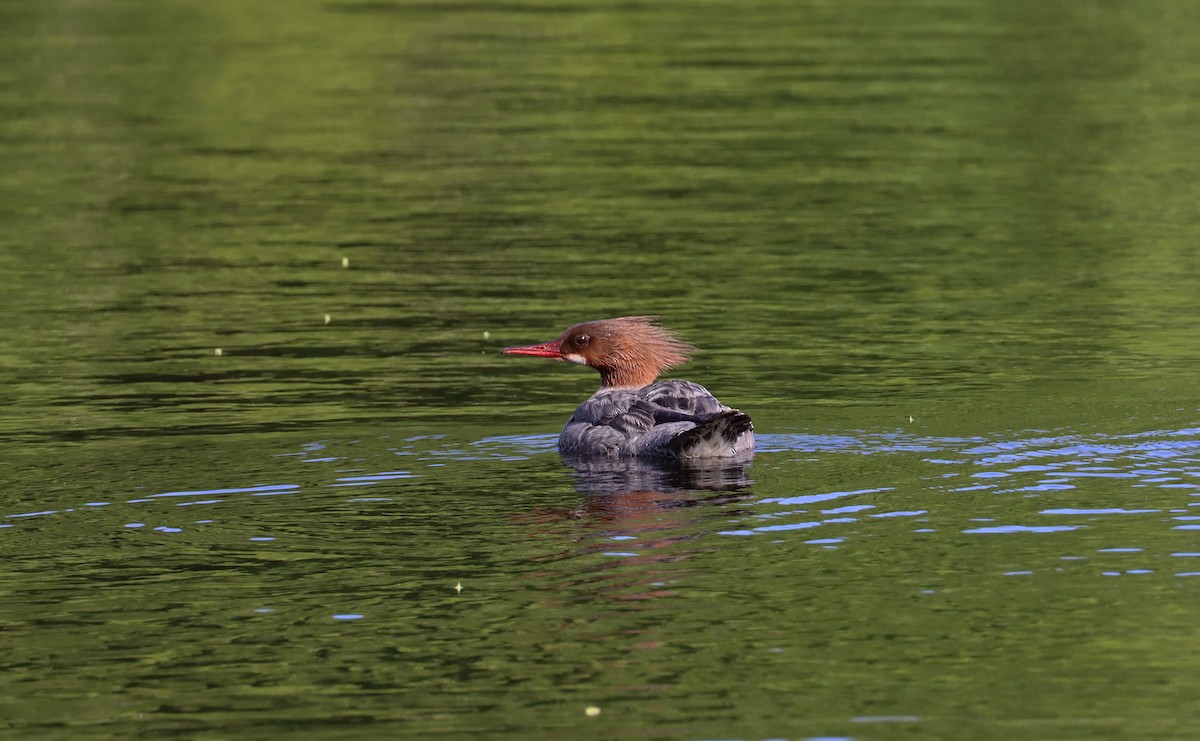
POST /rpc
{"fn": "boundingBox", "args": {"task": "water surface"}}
[2,0,1200,738]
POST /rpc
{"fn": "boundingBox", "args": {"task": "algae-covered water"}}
[2,1,1200,738]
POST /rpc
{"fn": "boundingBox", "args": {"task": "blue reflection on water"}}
[823,504,874,514]
[964,525,1083,534]
[761,487,894,506]
[730,426,1200,573]
[707,423,1198,548]
[1041,508,1159,515]
[148,484,300,498]
[5,426,1199,594]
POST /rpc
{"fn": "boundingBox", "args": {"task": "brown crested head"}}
[504,316,695,389]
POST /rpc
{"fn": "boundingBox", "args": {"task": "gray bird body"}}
[558,380,754,459]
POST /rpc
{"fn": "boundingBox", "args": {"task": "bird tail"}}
[666,410,754,459]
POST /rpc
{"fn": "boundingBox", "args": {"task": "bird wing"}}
[561,384,735,457]
[638,380,728,419]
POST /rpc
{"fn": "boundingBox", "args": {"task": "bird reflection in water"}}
[555,452,755,591]
[511,453,757,662]
[561,451,754,502]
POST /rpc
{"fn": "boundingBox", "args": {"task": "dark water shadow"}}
[560,451,755,498]
[553,453,758,541]
[531,453,759,603]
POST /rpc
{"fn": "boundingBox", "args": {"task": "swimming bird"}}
[503,316,754,459]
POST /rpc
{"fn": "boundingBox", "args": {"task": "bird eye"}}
[575,334,591,347]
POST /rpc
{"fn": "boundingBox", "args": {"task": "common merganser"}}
[503,316,754,459]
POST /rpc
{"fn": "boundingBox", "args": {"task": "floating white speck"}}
[585,706,601,717]
[483,330,490,339]
[324,314,331,324]
[341,257,349,268]
[214,348,223,356]
[455,582,463,593]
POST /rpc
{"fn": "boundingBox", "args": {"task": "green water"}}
[3,0,1200,738]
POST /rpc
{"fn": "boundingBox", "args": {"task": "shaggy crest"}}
[559,316,695,388]
[505,316,696,388]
